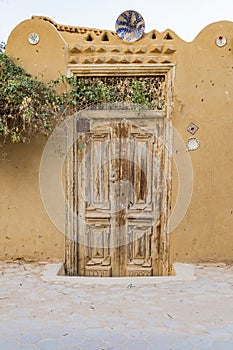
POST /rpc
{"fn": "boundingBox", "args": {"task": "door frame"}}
[65,64,175,276]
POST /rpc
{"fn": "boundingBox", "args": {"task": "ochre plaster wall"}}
[6,17,68,81]
[3,17,233,263]
[170,21,233,263]
[0,137,65,261]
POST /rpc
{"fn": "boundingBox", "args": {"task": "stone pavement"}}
[0,262,233,350]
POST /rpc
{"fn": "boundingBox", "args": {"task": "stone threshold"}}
[41,262,196,285]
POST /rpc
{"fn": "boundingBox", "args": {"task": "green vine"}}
[0,52,166,145]
[0,53,65,144]
[63,75,166,110]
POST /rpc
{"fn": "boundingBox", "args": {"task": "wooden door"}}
[76,112,169,277]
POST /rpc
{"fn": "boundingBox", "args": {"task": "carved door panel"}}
[76,116,167,277]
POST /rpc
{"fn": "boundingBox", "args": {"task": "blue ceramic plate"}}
[115,10,145,42]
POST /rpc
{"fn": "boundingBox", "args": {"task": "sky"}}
[1,0,233,43]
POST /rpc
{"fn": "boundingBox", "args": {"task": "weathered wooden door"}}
[76,111,170,277]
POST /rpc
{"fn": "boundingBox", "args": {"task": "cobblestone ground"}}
[0,262,233,349]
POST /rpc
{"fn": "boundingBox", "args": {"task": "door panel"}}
[85,222,112,277]
[127,224,153,276]
[85,131,110,210]
[77,116,166,277]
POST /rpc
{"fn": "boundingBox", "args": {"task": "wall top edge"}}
[30,15,233,44]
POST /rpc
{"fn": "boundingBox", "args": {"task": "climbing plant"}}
[0,53,67,143]
[0,53,166,145]
[64,75,166,111]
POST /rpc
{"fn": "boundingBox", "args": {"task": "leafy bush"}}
[0,53,66,143]
[64,75,165,110]
[0,52,165,145]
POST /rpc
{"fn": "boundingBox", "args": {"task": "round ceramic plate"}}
[115,10,145,42]
[187,137,200,151]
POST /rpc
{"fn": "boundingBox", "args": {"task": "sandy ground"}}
[0,261,233,349]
